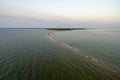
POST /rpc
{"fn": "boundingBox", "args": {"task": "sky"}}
[0,0,120,28]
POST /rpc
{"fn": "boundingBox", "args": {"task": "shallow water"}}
[54,29,120,79]
[0,29,120,80]
[54,29,120,64]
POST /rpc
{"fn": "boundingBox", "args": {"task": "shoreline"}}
[47,31,57,42]
[46,30,120,79]
[46,30,67,43]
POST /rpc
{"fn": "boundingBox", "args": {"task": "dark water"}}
[0,29,120,80]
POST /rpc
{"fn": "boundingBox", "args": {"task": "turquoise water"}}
[0,29,120,80]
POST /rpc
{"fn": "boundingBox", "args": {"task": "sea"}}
[0,28,120,80]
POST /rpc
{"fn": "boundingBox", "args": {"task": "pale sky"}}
[0,0,120,28]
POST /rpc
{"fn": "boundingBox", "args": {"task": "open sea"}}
[0,29,120,80]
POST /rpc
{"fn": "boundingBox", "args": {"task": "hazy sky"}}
[0,0,120,28]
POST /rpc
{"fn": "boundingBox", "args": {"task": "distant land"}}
[46,28,87,30]
[0,27,86,29]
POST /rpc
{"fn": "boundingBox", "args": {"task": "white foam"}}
[91,58,98,62]
[74,49,79,52]
[62,43,99,63]
[62,43,72,49]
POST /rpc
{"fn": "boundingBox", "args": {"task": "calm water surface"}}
[0,29,120,80]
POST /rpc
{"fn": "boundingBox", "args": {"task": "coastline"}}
[46,29,120,79]
[46,30,65,44]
